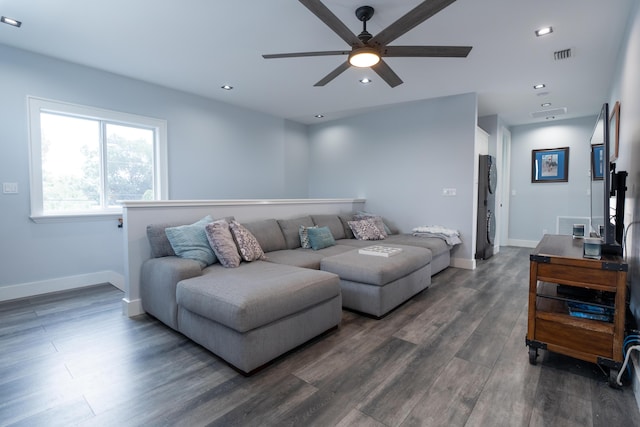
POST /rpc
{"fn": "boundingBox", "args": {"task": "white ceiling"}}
[0,0,634,125]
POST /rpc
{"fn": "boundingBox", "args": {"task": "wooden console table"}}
[526,234,627,385]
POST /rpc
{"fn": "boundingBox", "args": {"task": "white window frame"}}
[28,96,168,222]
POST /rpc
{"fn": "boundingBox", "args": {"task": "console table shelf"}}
[526,234,627,386]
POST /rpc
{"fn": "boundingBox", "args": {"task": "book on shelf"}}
[567,301,614,322]
[358,245,403,257]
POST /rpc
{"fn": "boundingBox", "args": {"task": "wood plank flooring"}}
[1,246,639,426]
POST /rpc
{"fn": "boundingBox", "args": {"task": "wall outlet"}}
[442,188,457,196]
[2,182,18,194]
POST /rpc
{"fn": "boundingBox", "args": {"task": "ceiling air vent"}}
[554,48,572,60]
[531,107,567,118]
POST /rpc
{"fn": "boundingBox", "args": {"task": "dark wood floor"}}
[2,246,639,426]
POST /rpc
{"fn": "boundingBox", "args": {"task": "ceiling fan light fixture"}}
[349,47,380,68]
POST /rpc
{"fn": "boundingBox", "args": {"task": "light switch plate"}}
[3,182,18,194]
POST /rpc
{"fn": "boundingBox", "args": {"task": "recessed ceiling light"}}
[314,114,324,119]
[535,27,553,37]
[359,78,372,84]
[221,85,233,90]
[1,16,22,27]
[533,84,546,90]
[541,102,552,107]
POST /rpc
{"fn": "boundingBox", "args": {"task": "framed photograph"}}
[531,147,569,183]
[591,144,604,180]
[609,101,620,162]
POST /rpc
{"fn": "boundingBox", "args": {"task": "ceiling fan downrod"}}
[355,6,374,44]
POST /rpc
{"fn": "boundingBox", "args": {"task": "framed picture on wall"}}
[531,147,569,183]
[591,144,604,180]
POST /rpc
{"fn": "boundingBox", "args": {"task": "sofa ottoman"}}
[175,261,342,374]
[320,244,432,318]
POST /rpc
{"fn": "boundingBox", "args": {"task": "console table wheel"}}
[608,368,621,388]
[528,347,538,365]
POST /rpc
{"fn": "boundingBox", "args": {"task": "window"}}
[28,97,168,221]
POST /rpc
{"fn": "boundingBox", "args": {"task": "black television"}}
[589,102,627,255]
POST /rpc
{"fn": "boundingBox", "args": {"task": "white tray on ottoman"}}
[320,244,432,317]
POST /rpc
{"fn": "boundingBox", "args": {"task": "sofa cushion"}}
[299,225,317,249]
[311,214,346,240]
[205,220,241,268]
[176,261,340,333]
[384,234,450,257]
[339,215,355,239]
[164,216,216,268]
[242,219,287,253]
[307,226,336,250]
[229,220,266,262]
[265,245,354,269]
[277,216,314,249]
[348,218,386,241]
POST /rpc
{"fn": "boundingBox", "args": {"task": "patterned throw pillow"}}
[353,213,389,237]
[229,220,266,262]
[299,225,318,249]
[164,215,216,268]
[306,226,336,250]
[205,220,241,268]
[348,218,386,241]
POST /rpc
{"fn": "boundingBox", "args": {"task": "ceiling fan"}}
[262,0,472,88]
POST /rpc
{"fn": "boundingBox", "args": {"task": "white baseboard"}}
[0,270,124,302]
[507,239,539,248]
[450,257,476,270]
[122,297,144,317]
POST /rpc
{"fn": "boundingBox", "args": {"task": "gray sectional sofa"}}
[140,213,452,374]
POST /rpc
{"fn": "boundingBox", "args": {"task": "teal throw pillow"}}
[164,215,216,268]
[307,226,336,251]
[299,225,318,249]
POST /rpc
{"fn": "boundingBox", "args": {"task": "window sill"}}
[30,211,123,224]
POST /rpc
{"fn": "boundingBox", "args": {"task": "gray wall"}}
[307,93,479,262]
[0,44,309,290]
[508,116,597,244]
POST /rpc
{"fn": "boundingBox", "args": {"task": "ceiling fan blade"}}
[263,50,350,59]
[370,0,457,47]
[371,60,403,88]
[314,61,351,86]
[382,45,472,58]
[299,0,362,47]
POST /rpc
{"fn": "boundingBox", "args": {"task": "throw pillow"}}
[354,211,391,235]
[299,225,318,249]
[229,220,266,262]
[205,220,241,268]
[164,215,216,268]
[348,218,386,241]
[353,212,391,237]
[306,226,336,250]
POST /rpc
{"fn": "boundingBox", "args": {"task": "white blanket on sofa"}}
[411,225,462,246]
